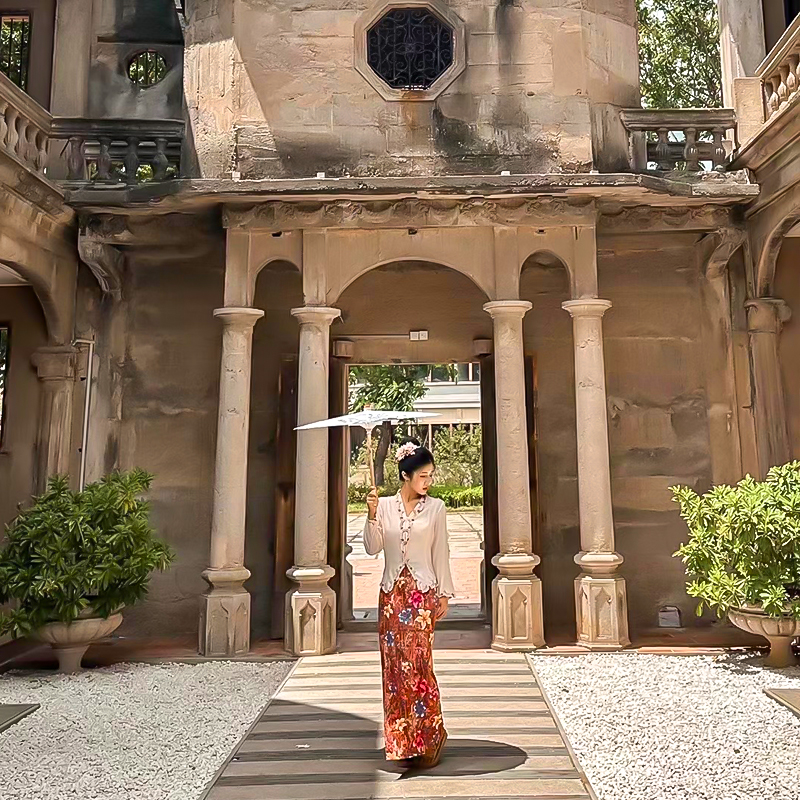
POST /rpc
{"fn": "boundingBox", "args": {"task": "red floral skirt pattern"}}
[379,566,446,760]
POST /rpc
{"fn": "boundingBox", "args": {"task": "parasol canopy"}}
[295,409,439,488]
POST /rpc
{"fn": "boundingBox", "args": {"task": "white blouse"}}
[363,492,456,597]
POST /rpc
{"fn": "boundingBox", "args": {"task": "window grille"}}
[367,7,454,90]
[0,326,9,447]
[128,50,168,88]
[0,14,31,92]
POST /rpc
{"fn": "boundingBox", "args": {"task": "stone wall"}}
[184,0,639,178]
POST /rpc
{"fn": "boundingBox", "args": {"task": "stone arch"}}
[754,211,800,297]
[322,227,496,305]
[0,259,64,344]
[516,227,581,299]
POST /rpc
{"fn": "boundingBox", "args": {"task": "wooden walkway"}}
[204,650,595,800]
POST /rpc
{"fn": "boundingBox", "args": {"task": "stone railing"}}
[757,14,800,122]
[50,119,184,185]
[621,109,737,172]
[0,71,52,175]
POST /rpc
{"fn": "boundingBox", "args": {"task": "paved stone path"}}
[205,650,594,800]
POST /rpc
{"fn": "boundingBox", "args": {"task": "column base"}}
[199,568,251,657]
[285,566,337,656]
[574,572,630,650]
[491,553,545,651]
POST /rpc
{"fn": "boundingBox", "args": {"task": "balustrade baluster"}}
[96,136,112,181]
[0,101,8,150]
[153,137,169,181]
[655,128,671,170]
[767,76,781,117]
[779,65,790,109]
[35,128,48,172]
[66,135,86,181]
[124,136,140,185]
[788,55,799,101]
[711,128,726,169]
[5,108,19,154]
[683,127,700,171]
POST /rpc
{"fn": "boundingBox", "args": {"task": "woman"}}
[364,439,455,768]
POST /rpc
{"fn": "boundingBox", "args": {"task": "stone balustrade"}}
[50,119,184,185]
[621,109,737,172]
[0,71,52,175]
[757,14,800,122]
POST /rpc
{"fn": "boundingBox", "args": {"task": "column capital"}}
[213,307,264,328]
[745,298,791,334]
[483,300,532,319]
[31,346,78,381]
[562,298,612,318]
[291,306,341,327]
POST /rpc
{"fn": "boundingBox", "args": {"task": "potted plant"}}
[0,469,174,672]
[671,461,800,668]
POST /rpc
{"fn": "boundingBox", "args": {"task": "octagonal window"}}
[367,7,454,91]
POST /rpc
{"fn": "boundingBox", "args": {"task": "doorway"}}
[341,361,487,625]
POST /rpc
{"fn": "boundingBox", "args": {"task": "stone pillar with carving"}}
[200,307,264,657]
[746,298,792,476]
[31,346,78,492]
[483,301,545,651]
[285,306,340,656]
[562,299,629,650]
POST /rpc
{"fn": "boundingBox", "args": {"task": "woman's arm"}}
[363,496,385,555]
[432,502,455,598]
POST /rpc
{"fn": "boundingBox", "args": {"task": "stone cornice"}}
[597,203,737,234]
[223,197,599,231]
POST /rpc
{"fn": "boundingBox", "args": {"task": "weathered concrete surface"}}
[184,0,639,178]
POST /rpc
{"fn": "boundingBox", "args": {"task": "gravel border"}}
[0,660,293,800]
[530,652,800,800]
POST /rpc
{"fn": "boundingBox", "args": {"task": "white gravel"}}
[530,653,800,800]
[0,660,293,800]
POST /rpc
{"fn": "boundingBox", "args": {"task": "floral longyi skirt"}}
[378,566,446,761]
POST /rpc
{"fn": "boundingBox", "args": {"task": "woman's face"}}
[405,463,435,496]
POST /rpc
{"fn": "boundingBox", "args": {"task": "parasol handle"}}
[366,426,377,489]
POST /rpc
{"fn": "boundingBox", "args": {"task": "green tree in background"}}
[349,365,428,486]
[433,426,483,487]
[637,0,722,109]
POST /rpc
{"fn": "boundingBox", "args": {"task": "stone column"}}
[746,298,792,476]
[717,0,766,107]
[200,307,264,657]
[31,346,78,492]
[285,306,340,656]
[562,300,629,650]
[483,301,544,651]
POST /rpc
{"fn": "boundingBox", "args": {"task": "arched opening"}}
[0,273,48,529]
[247,260,303,640]
[334,260,494,629]
[773,236,800,460]
[519,251,576,642]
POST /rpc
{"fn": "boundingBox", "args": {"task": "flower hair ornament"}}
[396,443,418,462]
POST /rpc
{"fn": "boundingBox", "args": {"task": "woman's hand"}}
[366,487,379,521]
[435,596,449,621]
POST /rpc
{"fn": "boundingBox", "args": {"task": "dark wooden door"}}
[479,354,499,619]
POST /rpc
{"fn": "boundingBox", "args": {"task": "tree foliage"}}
[0,470,174,638]
[349,365,429,414]
[637,0,722,109]
[672,462,800,620]
[433,425,483,487]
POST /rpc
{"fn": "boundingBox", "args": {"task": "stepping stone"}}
[0,704,38,734]
[764,688,800,717]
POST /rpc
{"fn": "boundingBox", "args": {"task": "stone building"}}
[0,0,798,657]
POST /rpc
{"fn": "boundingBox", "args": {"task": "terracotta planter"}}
[728,606,800,668]
[34,609,123,673]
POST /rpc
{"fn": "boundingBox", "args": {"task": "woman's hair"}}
[396,438,435,480]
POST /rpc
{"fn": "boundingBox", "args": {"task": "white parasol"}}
[295,408,439,487]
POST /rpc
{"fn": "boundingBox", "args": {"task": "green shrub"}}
[429,484,483,509]
[671,461,800,620]
[0,470,174,638]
